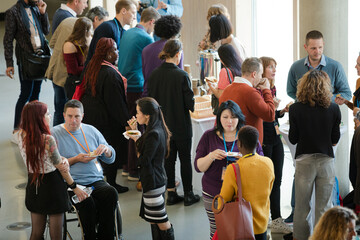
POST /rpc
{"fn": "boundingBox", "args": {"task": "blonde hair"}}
[296,70,332,108]
[310,206,357,240]
[207,4,229,21]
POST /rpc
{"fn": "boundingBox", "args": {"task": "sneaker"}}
[11,130,20,144]
[270,217,293,234]
[128,175,139,181]
[122,170,129,176]
[284,212,294,224]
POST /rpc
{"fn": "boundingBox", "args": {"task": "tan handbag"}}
[212,163,255,240]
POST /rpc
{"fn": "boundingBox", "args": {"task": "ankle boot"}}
[184,190,200,206]
[151,224,161,240]
[166,191,184,205]
[159,224,174,240]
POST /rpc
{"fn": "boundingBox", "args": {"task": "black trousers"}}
[262,136,284,220]
[70,180,118,240]
[165,138,193,192]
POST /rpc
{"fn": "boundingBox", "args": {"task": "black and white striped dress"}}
[140,185,168,223]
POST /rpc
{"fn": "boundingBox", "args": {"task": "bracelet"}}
[68,181,77,189]
[356,110,360,121]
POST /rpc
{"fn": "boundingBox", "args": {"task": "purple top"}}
[194,128,263,197]
[141,39,184,97]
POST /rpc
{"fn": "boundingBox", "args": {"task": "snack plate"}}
[85,154,100,158]
[225,152,241,157]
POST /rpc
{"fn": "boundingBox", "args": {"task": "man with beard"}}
[3,0,50,144]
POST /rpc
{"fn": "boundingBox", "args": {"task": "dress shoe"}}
[166,191,184,205]
[184,191,200,206]
[136,181,142,192]
[114,184,129,194]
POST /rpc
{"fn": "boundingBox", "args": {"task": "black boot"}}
[106,168,129,193]
[151,224,161,240]
[159,224,174,240]
[184,190,200,206]
[166,191,184,205]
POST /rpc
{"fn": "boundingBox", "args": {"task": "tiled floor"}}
[0,20,295,239]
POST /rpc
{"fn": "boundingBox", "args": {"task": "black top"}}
[138,123,167,192]
[263,110,284,144]
[148,62,195,140]
[350,127,360,204]
[289,102,341,158]
[81,65,129,137]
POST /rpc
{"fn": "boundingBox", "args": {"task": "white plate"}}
[225,152,241,157]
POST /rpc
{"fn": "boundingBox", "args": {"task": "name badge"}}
[34,35,41,48]
[94,160,102,172]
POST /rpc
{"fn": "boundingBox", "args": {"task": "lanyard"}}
[102,60,128,92]
[357,99,360,108]
[241,153,255,159]
[222,130,238,161]
[64,125,91,153]
[74,40,85,57]
[113,18,121,47]
[26,9,38,35]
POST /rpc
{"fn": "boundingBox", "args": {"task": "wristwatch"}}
[68,181,77,189]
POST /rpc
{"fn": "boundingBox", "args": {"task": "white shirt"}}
[234,76,253,87]
[60,3,77,17]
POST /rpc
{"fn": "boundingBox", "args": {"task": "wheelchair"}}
[45,201,123,240]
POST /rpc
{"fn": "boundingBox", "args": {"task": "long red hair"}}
[20,101,51,184]
[84,37,115,96]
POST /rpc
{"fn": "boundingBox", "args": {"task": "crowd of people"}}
[3,0,360,240]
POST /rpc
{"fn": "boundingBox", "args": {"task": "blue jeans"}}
[52,83,67,126]
[293,155,335,240]
[14,64,42,129]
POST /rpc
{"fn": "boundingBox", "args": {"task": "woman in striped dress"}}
[126,97,174,240]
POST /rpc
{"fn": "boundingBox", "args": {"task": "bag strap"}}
[231,163,243,200]
[225,67,233,84]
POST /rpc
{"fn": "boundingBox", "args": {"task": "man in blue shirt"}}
[85,0,137,65]
[287,30,351,102]
[52,0,88,34]
[137,0,183,22]
[118,7,160,181]
[52,100,119,240]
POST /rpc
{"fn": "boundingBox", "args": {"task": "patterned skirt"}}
[139,185,168,223]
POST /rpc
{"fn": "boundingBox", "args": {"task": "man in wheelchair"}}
[52,100,119,240]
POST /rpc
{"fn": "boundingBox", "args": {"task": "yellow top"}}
[219,153,275,234]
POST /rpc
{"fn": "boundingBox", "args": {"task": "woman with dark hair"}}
[289,70,341,240]
[18,101,87,240]
[194,100,263,239]
[148,39,200,206]
[259,57,292,233]
[63,17,93,99]
[310,206,357,240]
[198,4,230,51]
[209,14,247,62]
[207,43,242,99]
[142,15,183,97]
[79,37,129,194]
[126,97,174,240]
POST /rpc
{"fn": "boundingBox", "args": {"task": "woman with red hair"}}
[19,101,87,240]
[80,37,130,194]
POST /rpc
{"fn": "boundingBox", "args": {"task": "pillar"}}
[295,0,349,197]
